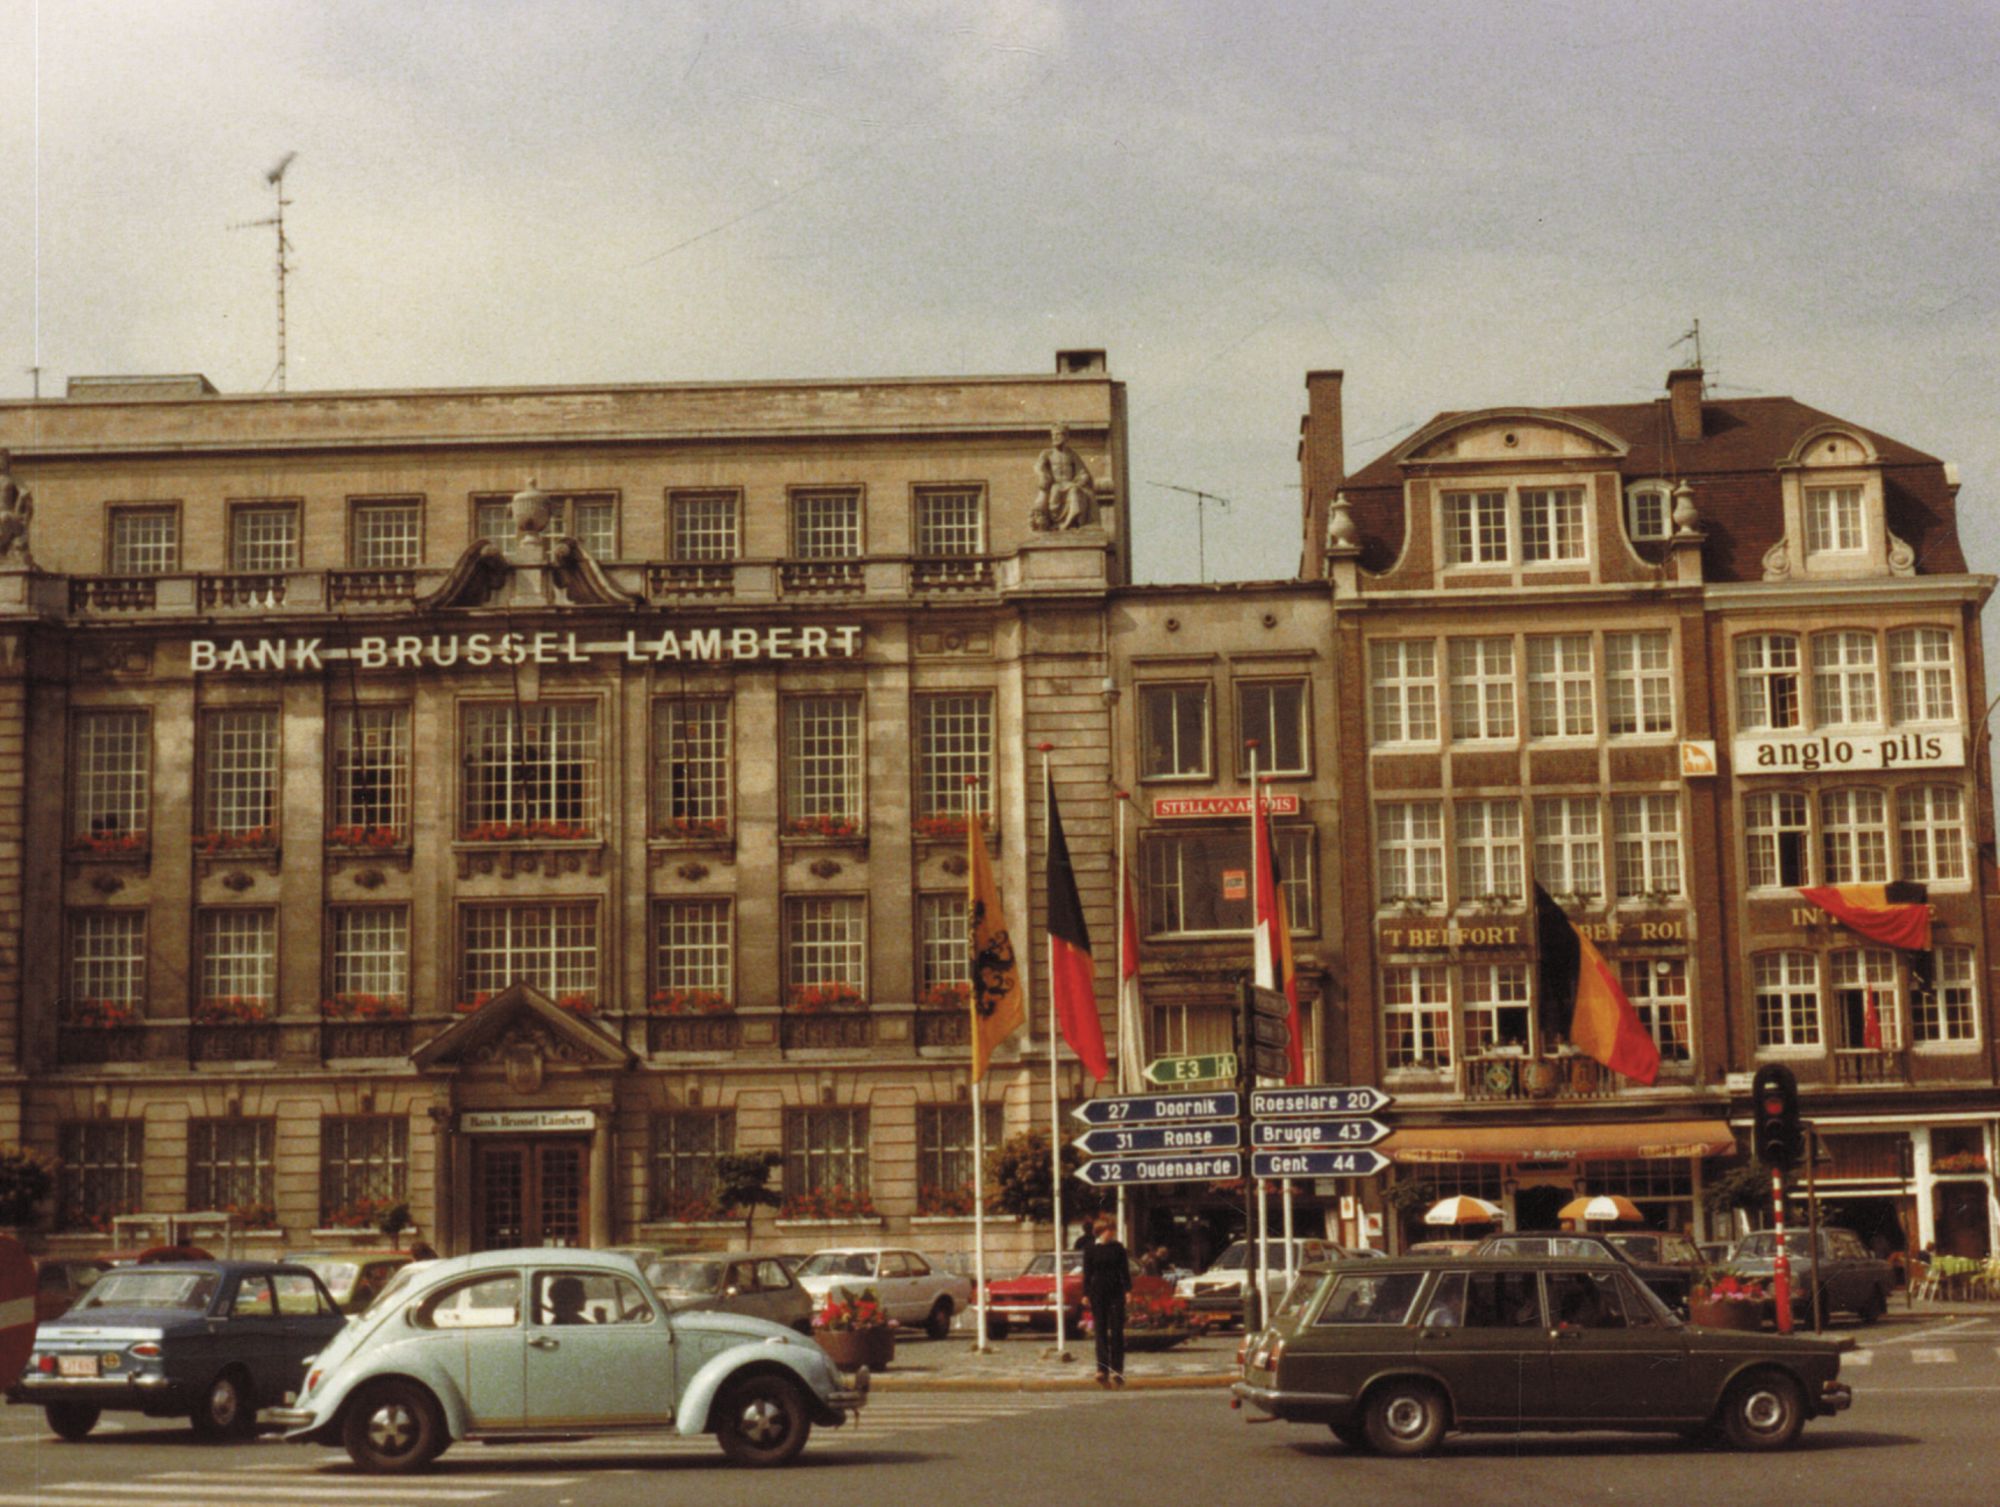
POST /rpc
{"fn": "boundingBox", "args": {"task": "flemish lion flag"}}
[966,809,1025,1083]
[1045,770,1109,1081]
[1534,883,1660,1085]
[1800,882,1931,952]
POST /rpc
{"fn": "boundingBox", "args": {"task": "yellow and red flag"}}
[1534,883,1660,1085]
[1800,882,1931,952]
[966,809,1024,1083]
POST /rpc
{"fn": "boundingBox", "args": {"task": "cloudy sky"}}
[2,1,1997,594]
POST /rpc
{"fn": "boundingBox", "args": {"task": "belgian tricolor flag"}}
[1045,769,1109,1082]
[1534,883,1661,1085]
[1800,882,1931,952]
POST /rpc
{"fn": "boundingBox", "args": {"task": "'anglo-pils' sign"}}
[1733,729,1964,774]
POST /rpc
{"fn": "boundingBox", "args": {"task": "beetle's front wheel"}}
[714,1375,812,1467]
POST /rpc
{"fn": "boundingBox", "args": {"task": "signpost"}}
[1071,1091,1241,1126]
[0,1235,34,1385]
[1144,1053,1237,1086]
[1250,1149,1391,1180]
[1241,984,1293,1082]
[1250,1086,1393,1118]
[1076,1152,1243,1187]
[1250,1117,1390,1148]
[1074,1123,1242,1157]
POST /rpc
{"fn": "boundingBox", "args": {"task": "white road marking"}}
[42,1483,499,1502]
[1842,1350,1873,1365]
[148,1472,520,1496]
[1911,1348,1958,1364]
[1866,1319,1988,1347]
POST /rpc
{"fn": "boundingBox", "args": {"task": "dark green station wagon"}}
[1231,1255,1852,1456]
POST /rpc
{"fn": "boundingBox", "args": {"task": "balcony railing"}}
[914,1011,972,1048]
[1459,1053,1622,1102]
[191,1024,279,1063]
[781,1014,874,1050]
[328,569,418,605]
[56,1026,147,1066]
[646,563,734,598]
[70,577,157,613]
[912,556,995,591]
[648,1016,744,1054]
[1833,1047,1910,1086]
[321,1021,414,1059]
[779,560,864,594]
[199,573,288,609]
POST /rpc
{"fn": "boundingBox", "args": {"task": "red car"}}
[981,1251,1175,1338]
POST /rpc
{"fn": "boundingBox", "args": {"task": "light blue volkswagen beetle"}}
[269,1249,866,1473]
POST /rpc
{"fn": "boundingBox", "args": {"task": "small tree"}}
[0,1147,56,1227]
[715,1151,783,1244]
[375,1200,412,1250]
[987,1129,1100,1228]
[1703,1162,1771,1221]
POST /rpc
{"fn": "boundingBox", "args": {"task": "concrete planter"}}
[816,1327,894,1371]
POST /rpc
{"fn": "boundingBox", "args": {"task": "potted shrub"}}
[0,1146,56,1230]
[814,1287,895,1371]
[1689,1272,1768,1331]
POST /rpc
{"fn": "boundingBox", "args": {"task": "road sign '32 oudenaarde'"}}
[1076,1152,1243,1187]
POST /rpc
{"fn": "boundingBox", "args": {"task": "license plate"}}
[57,1355,99,1378]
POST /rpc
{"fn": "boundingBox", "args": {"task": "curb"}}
[870,1371,1233,1393]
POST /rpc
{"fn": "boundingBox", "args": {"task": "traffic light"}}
[1751,1063,1803,1171]
[1240,981,1293,1081]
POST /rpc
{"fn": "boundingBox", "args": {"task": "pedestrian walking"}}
[1082,1213,1131,1386]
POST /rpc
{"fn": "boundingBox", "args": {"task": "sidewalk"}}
[869,1327,1240,1392]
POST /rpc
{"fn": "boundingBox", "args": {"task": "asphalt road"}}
[3,1317,1998,1507]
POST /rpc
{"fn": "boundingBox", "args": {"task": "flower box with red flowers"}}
[320,993,410,1021]
[194,995,270,1025]
[326,824,406,850]
[651,1192,721,1223]
[813,1287,895,1370]
[454,992,494,1015]
[912,814,969,841]
[1689,1273,1769,1331]
[459,820,595,843]
[781,815,861,840]
[648,987,733,1016]
[1933,1151,1989,1174]
[68,830,148,857]
[655,816,730,842]
[193,827,274,854]
[920,982,971,1009]
[555,993,598,1017]
[321,1195,399,1231]
[781,1187,879,1221]
[66,998,140,1029]
[786,982,865,1014]
[917,1183,976,1217]
[222,1199,279,1231]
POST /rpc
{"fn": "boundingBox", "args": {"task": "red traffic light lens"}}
[1762,1096,1785,1116]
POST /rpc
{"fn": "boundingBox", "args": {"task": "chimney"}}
[1302,369,1345,578]
[1667,368,1704,443]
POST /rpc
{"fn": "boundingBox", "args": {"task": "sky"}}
[2,1,1998,599]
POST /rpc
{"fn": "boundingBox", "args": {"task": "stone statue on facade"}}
[0,451,34,567]
[1030,423,1096,531]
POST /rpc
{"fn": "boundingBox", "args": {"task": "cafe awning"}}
[1383,1118,1737,1165]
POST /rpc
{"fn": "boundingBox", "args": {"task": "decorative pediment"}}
[1396,408,1629,466]
[415,538,511,610]
[411,979,635,1074]
[550,536,642,606]
[1784,424,1879,469]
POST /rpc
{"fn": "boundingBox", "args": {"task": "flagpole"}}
[1249,742,1271,1325]
[1115,791,1128,1246]
[967,776,991,1353]
[1041,747,1070,1363]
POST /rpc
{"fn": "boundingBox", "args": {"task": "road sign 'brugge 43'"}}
[1251,1117,1390,1148]
[1250,1149,1390,1179]
[1250,1086,1393,1118]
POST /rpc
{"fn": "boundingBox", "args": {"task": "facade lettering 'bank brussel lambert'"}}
[0,355,1993,1266]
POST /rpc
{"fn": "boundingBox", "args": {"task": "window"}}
[461,702,600,838]
[653,699,731,837]
[1735,635,1802,731]
[915,486,984,556]
[1520,487,1587,563]
[58,1120,143,1230]
[320,1116,408,1225]
[651,1111,735,1221]
[1754,951,1821,1049]
[187,1119,274,1216]
[349,499,422,568]
[782,695,863,833]
[1461,962,1530,1054]
[1745,791,1811,888]
[229,503,300,572]
[1888,628,1956,723]
[1831,949,1901,1051]
[668,491,740,561]
[72,710,149,845]
[918,895,969,1005]
[1527,635,1594,738]
[1369,640,1437,745]
[1454,799,1522,902]
[1143,828,1314,936]
[1383,965,1452,1071]
[653,899,732,1008]
[917,1104,974,1214]
[915,694,993,822]
[1533,797,1602,899]
[198,910,276,1016]
[1898,786,1965,884]
[107,506,179,575]
[475,492,618,560]
[67,912,145,1023]
[420,1274,519,1330]
[1611,794,1681,898]
[1237,681,1309,776]
[1625,482,1672,543]
[1805,485,1864,555]
[1618,958,1691,1063]
[790,488,861,559]
[331,705,409,841]
[1916,947,1978,1044]
[783,1107,869,1201]
[202,709,278,840]
[1447,637,1515,741]
[1820,789,1888,884]
[784,896,866,1003]
[1378,802,1444,906]
[329,907,408,1011]
[1605,632,1674,736]
[1442,491,1508,566]
[460,903,598,1009]
[1317,1270,1429,1326]
[1140,684,1210,779]
[1812,632,1879,726]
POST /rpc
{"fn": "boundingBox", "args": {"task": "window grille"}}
[784,896,866,996]
[1461,962,1530,1054]
[1527,635,1594,738]
[58,1120,143,1229]
[783,1107,870,1200]
[1735,635,1801,731]
[320,1116,409,1221]
[107,507,179,574]
[1520,487,1586,562]
[1532,797,1601,898]
[915,694,992,818]
[1617,958,1691,1062]
[917,1105,975,1211]
[202,710,278,837]
[915,487,984,556]
[198,910,276,1012]
[651,1111,736,1218]
[1369,640,1437,744]
[1811,632,1879,726]
[230,504,300,572]
[1442,491,1507,565]
[1888,628,1956,723]
[67,912,145,1018]
[1448,638,1515,741]
[1383,965,1452,1070]
[330,908,408,1007]
[460,903,599,1006]
[669,491,741,561]
[1745,791,1811,888]
[1819,788,1888,884]
[782,696,862,828]
[461,702,600,835]
[1612,794,1681,897]
[1377,803,1444,904]
[653,699,731,833]
[350,500,422,568]
[1605,632,1674,736]
[790,490,861,559]
[72,710,149,842]
[332,705,410,838]
[919,895,970,998]
[1753,951,1820,1049]
[187,1119,275,1213]
[1917,946,1978,1043]
[1454,799,1523,901]
[653,900,733,1002]
[1804,485,1864,554]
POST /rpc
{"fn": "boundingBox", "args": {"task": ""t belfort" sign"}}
[189,625,865,674]
[1733,729,1964,774]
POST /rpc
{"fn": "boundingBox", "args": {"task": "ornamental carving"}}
[466,1022,594,1071]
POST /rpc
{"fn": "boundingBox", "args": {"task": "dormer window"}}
[1443,491,1508,565]
[1624,481,1673,543]
[1805,485,1865,556]
[1519,488,1585,562]
[1440,484,1588,566]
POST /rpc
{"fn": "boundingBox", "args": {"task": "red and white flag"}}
[1117,866,1147,1094]
[1250,782,1306,1085]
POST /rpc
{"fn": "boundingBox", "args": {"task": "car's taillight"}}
[306,1369,321,1393]
[1235,1339,1248,1368]
[1249,1337,1285,1370]
[35,1354,54,1374]
[130,1343,162,1359]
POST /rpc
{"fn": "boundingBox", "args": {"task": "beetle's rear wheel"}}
[343,1380,445,1474]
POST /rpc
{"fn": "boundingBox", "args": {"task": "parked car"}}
[1473,1231,1696,1313]
[1232,1253,1852,1454]
[793,1248,973,1339]
[285,1251,416,1315]
[34,1258,112,1324]
[985,1251,1178,1337]
[1606,1231,1707,1273]
[1726,1228,1894,1323]
[269,1248,865,1472]
[645,1252,814,1333]
[8,1260,347,1441]
[1175,1239,1337,1324]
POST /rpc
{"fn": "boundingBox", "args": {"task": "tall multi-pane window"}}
[1533,797,1602,898]
[1460,963,1530,1054]
[71,710,149,845]
[1888,628,1957,723]
[650,1111,735,1220]
[1454,799,1523,901]
[1447,638,1515,741]
[1898,786,1966,884]
[652,899,732,1008]
[1520,488,1587,563]
[1378,802,1444,905]
[475,493,618,559]
[461,702,600,837]
[1804,485,1864,555]
[1745,791,1811,888]
[67,912,145,1024]
[1383,965,1452,1070]
[107,506,180,574]
[1238,682,1308,775]
[187,1119,275,1216]
[918,895,969,1005]
[58,1121,143,1230]
[1735,635,1802,731]
[1625,483,1672,542]
[320,1117,408,1225]
[1369,640,1437,745]
[1916,947,1978,1044]
[917,1105,975,1213]
[1812,632,1879,726]
[460,904,598,1008]
[202,709,278,839]
[330,705,410,841]
[349,500,422,568]
[1753,951,1821,1049]
[1820,789,1888,884]
[1611,794,1681,898]
[914,487,984,555]
[1143,828,1314,935]
[653,699,731,837]
[1830,949,1901,1051]
[1139,684,1210,778]
[915,694,993,821]
[668,491,741,560]
[1605,631,1674,736]
[790,489,862,558]
[197,910,277,1017]
[229,503,301,572]
[1527,635,1594,738]
[784,896,866,1003]
[329,907,408,1010]
[1442,491,1508,565]
[1618,958,1692,1063]
[782,695,863,833]
[783,1107,870,1201]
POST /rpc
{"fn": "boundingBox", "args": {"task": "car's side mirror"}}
[724,1286,740,1298]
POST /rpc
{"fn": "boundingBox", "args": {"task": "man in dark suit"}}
[1082,1214,1132,1386]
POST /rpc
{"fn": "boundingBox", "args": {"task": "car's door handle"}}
[528,1336,559,1350]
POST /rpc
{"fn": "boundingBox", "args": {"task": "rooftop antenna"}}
[1149,481,1231,583]
[1671,318,1704,386]
[229,151,297,391]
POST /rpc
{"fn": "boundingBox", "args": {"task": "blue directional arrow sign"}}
[1250,1149,1391,1180]
[1251,1117,1391,1149]
[1075,1152,1243,1187]
[1249,1086,1394,1118]
[1070,1091,1241,1127]
[1074,1122,1242,1157]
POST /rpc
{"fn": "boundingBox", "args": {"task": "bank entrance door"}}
[474,1139,588,1250]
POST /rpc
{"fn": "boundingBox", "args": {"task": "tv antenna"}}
[1149,481,1231,583]
[229,151,297,391]
[1671,318,1704,377]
